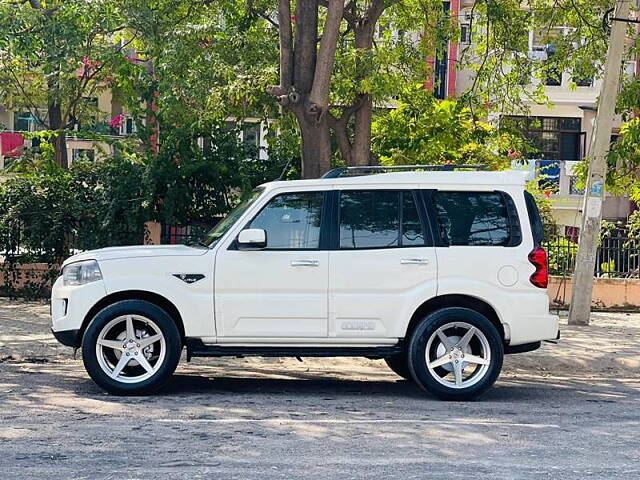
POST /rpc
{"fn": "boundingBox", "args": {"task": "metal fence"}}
[0,223,147,263]
[544,232,640,278]
[161,221,220,245]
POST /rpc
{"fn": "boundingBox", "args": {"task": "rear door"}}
[425,188,533,304]
[328,189,438,339]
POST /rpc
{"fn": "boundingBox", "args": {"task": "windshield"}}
[201,187,265,246]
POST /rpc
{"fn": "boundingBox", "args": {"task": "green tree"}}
[0,0,129,167]
[372,85,526,168]
[457,0,612,114]
[262,0,446,178]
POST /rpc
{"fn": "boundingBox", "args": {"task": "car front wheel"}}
[384,353,412,381]
[81,300,182,395]
[407,307,503,401]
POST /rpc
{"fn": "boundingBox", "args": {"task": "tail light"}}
[528,246,548,288]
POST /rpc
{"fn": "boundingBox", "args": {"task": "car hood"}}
[62,245,210,266]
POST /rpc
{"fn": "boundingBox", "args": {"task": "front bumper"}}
[50,276,108,345]
[51,328,80,348]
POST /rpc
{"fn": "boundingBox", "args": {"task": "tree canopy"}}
[0,0,637,180]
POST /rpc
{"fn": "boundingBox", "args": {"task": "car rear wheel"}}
[408,307,503,401]
[81,300,182,395]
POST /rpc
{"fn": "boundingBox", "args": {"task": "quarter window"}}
[402,191,425,246]
[248,192,323,249]
[434,192,513,246]
[339,190,425,249]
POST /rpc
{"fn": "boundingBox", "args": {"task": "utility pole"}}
[569,0,631,325]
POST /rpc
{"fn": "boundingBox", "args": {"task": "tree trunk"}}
[331,116,353,165]
[352,94,372,166]
[298,115,332,179]
[48,101,68,168]
[351,1,383,167]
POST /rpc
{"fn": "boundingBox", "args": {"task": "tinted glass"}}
[249,192,323,249]
[402,192,425,246]
[340,191,399,249]
[524,191,544,245]
[434,192,510,246]
[201,187,264,246]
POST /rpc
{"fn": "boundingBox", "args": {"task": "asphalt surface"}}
[1,299,639,479]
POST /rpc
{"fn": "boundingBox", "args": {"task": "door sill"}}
[185,339,403,361]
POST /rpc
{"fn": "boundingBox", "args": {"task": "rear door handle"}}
[291,260,320,267]
[400,258,429,265]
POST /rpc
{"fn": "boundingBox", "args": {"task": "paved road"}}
[1,300,639,479]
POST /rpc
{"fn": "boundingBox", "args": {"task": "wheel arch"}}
[79,290,186,343]
[405,294,505,344]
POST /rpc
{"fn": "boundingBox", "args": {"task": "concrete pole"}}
[568,0,631,325]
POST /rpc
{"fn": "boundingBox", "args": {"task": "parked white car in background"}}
[51,167,559,400]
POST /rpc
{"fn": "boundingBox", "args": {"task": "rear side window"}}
[338,190,426,249]
[434,191,518,247]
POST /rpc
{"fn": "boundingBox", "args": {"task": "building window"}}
[120,116,137,135]
[242,123,261,150]
[13,112,39,132]
[572,59,594,87]
[460,23,471,44]
[502,116,582,161]
[531,28,563,86]
[72,148,95,162]
[569,175,584,195]
[432,0,451,100]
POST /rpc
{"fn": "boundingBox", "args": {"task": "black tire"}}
[407,307,503,401]
[384,353,412,381]
[81,300,182,395]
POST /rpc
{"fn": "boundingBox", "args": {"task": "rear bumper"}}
[507,313,560,346]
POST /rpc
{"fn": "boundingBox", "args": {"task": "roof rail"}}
[321,164,487,179]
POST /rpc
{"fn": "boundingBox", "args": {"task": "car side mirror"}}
[237,228,267,250]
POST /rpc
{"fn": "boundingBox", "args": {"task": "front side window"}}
[339,190,425,249]
[248,192,323,249]
[434,191,513,246]
[201,187,265,246]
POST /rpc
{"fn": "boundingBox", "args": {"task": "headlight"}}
[62,260,103,286]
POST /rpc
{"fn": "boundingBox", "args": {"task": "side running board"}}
[185,339,403,362]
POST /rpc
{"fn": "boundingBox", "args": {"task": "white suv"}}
[51,168,559,400]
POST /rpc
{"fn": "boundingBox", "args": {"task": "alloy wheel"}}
[95,314,166,384]
[425,321,491,389]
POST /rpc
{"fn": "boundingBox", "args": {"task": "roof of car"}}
[262,170,529,190]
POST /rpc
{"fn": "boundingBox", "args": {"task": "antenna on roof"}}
[321,164,487,179]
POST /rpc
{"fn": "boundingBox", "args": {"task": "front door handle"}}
[291,260,320,267]
[400,258,429,265]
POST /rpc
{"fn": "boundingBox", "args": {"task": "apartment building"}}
[0,92,269,168]
[0,89,122,168]
[429,0,635,233]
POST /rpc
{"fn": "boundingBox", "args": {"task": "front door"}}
[215,190,329,339]
[329,189,438,339]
